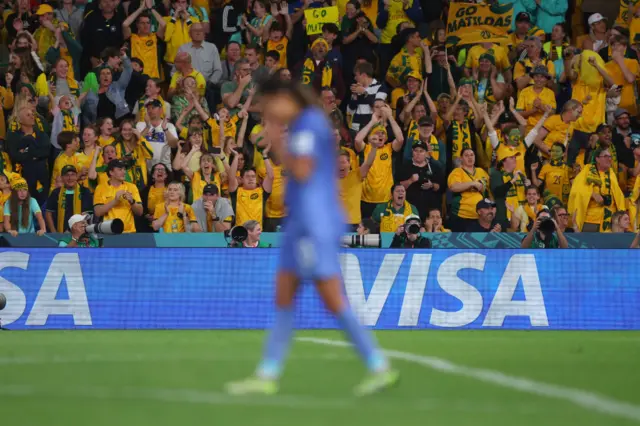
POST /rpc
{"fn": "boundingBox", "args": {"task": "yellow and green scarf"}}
[301,58,333,88]
[380,200,412,232]
[57,184,83,232]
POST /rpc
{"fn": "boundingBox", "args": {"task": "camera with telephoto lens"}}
[406,223,421,234]
[341,234,381,248]
[538,216,556,233]
[225,226,248,247]
[86,219,124,235]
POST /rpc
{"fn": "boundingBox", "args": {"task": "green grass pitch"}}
[1,330,639,426]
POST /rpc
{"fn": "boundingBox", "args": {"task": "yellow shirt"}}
[163,16,199,63]
[153,203,197,233]
[265,165,286,219]
[93,181,142,233]
[50,152,87,192]
[494,141,527,175]
[340,168,363,225]
[235,187,265,226]
[380,0,412,44]
[147,185,165,214]
[362,143,394,204]
[169,68,207,96]
[538,161,571,204]
[516,86,557,133]
[465,44,511,71]
[585,170,613,224]
[605,58,640,116]
[499,171,527,219]
[542,114,573,158]
[514,58,555,92]
[191,170,222,202]
[206,116,238,147]
[98,136,115,147]
[131,33,160,79]
[447,167,490,220]
[266,37,289,68]
[386,47,422,87]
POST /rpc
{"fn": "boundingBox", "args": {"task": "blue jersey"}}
[284,107,345,237]
[279,107,345,280]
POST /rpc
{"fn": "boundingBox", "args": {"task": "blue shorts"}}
[278,231,342,281]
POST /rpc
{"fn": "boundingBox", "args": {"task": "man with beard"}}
[466,199,502,233]
[612,109,637,175]
[397,141,445,221]
[296,37,345,100]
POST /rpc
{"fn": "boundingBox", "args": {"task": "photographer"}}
[58,215,100,248]
[521,207,568,249]
[390,215,432,248]
[229,220,270,248]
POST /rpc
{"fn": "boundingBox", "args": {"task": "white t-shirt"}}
[136,121,178,170]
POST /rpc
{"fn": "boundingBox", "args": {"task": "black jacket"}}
[390,234,432,248]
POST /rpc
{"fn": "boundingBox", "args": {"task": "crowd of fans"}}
[0,0,639,243]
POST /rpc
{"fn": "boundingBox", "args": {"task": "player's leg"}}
[225,237,300,396]
[313,241,399,396]
[255,269,300,380]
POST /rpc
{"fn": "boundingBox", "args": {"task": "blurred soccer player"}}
[225,77,399,396]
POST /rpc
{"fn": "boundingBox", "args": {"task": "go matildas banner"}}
[446,2,513,47]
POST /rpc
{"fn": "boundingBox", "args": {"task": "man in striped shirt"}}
[347,61,385,133]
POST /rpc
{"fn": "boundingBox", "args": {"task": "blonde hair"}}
[165,181,186,202]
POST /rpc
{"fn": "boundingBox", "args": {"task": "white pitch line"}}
[297,337,640,423]
[0,352,353,365]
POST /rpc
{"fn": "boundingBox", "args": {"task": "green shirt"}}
[527,232,559,249]
[58,235,101,248]
[371,202,420,223]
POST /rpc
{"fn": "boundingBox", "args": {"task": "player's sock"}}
[337,307,388,373]
[256,307,294,380]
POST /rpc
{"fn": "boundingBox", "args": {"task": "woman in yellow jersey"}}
[605,35,640,116]
[152,181,201,233]
[447,148,490,231]
[532,142,571,205]
[569,147,626,232]
[533,99,582,158]
[510,186,545,232]
[516,65,557,134]
[113,119,154,191]
[138,162,171,232]
[354,104,405,218]
[78,125,102,188]
[443,91,485,173]
[96,117,116,147]
[181,147,224,202]
[474,53,507,104]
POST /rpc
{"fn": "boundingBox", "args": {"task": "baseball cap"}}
[61,165,77,175]
[530,65,551,79]
[68,214,90,229]
[476,198,496,211]
[146,99,163,108]
[497,146,522,162]
[588,13,607,26]
[404,214,421,224]
[614,108,630,119]
[36,4,54,15]
[418,116,434,128]
[107,159,126,172]
[412,141,429,151]
[516,12,531,23]
[203,184,219,195]
[596,123,612,133]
